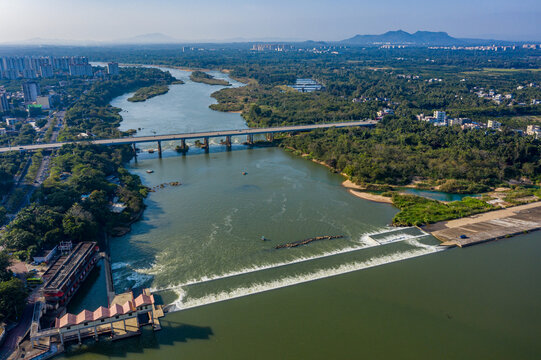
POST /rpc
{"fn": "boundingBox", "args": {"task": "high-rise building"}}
[22,82,40,102]
[69,64,93,77]
[107,62,119,75]
[0,56,92,78]
[0,92,9,112]
[22,69,38,79]
[40,64,54,78]
[2,69,18,80]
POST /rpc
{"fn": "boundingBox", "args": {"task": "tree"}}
[62,203,98,241]
[0,252,11,282]
[1,228,36,251]
[0,278,27,321]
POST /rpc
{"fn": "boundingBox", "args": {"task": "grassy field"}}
[391,194,495,226]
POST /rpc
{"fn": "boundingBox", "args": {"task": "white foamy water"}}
[149,227,428,293]
[111,262,129,270]
[168,244,446,312]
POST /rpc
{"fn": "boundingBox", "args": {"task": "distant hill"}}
[342,30,464,46]
[113,33,180,44]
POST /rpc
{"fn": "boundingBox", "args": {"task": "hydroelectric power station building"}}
[42,242,100,311]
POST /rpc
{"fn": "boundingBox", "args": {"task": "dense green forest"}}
[280,118,541,187]
[1,144,147,258]
[0,251,27,321]
[0,68,173,256]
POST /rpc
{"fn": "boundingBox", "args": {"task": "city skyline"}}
[0,0,540,43]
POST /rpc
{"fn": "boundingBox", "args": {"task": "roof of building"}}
[134,294,154,308]
[43,242,97,292]
[55,290,155,329]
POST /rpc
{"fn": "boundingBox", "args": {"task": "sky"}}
[0,0,539,43]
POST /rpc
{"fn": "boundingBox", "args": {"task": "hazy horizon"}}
[0,0,540,44]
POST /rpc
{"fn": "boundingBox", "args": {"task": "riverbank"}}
[341,180,393,203]
[425,201,541,247]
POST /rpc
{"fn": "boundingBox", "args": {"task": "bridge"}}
[0,120,376,155]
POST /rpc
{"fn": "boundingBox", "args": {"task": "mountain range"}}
[0,31,532,46]
[340,30,515,46]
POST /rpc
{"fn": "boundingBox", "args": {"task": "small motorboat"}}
[146,170,154,174]
[148,149,155,153]
[242,171,247,175]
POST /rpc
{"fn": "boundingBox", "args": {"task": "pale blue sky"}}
[0,0,539,43]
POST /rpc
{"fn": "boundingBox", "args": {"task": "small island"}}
[190,70,231,86]
[127,85,171,102]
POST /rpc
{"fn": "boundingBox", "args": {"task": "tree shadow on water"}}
[63,321,214,358]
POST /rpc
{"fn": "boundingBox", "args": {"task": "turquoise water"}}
[402,188,478,201]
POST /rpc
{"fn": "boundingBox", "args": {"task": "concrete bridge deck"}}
[0,120,376,153]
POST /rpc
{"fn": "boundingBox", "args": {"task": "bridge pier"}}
[203,137,209,149]
[266,133,274,142]
[225,135,232,148]
[176,139,188,154]
[157,141,162,158]
[246,134,254,145]
[132,143,137,162]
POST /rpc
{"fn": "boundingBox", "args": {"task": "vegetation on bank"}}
[278,120,540,188]
[391,194,495,226]
[59,67,177,140]
[127,85,170,102]
[0,251,28,322]
[1,144,147,260]
[0,67,174,261]
[190,71,231,86]
[0,66,179,322]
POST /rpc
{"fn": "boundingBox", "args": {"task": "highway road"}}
[0,120,376,153]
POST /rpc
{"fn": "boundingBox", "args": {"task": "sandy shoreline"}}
[341,180,393,203]
[293,151,394,205]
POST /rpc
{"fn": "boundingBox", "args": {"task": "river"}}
[61,67,541,359]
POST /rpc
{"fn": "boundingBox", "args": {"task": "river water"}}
[61,67,541,359]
